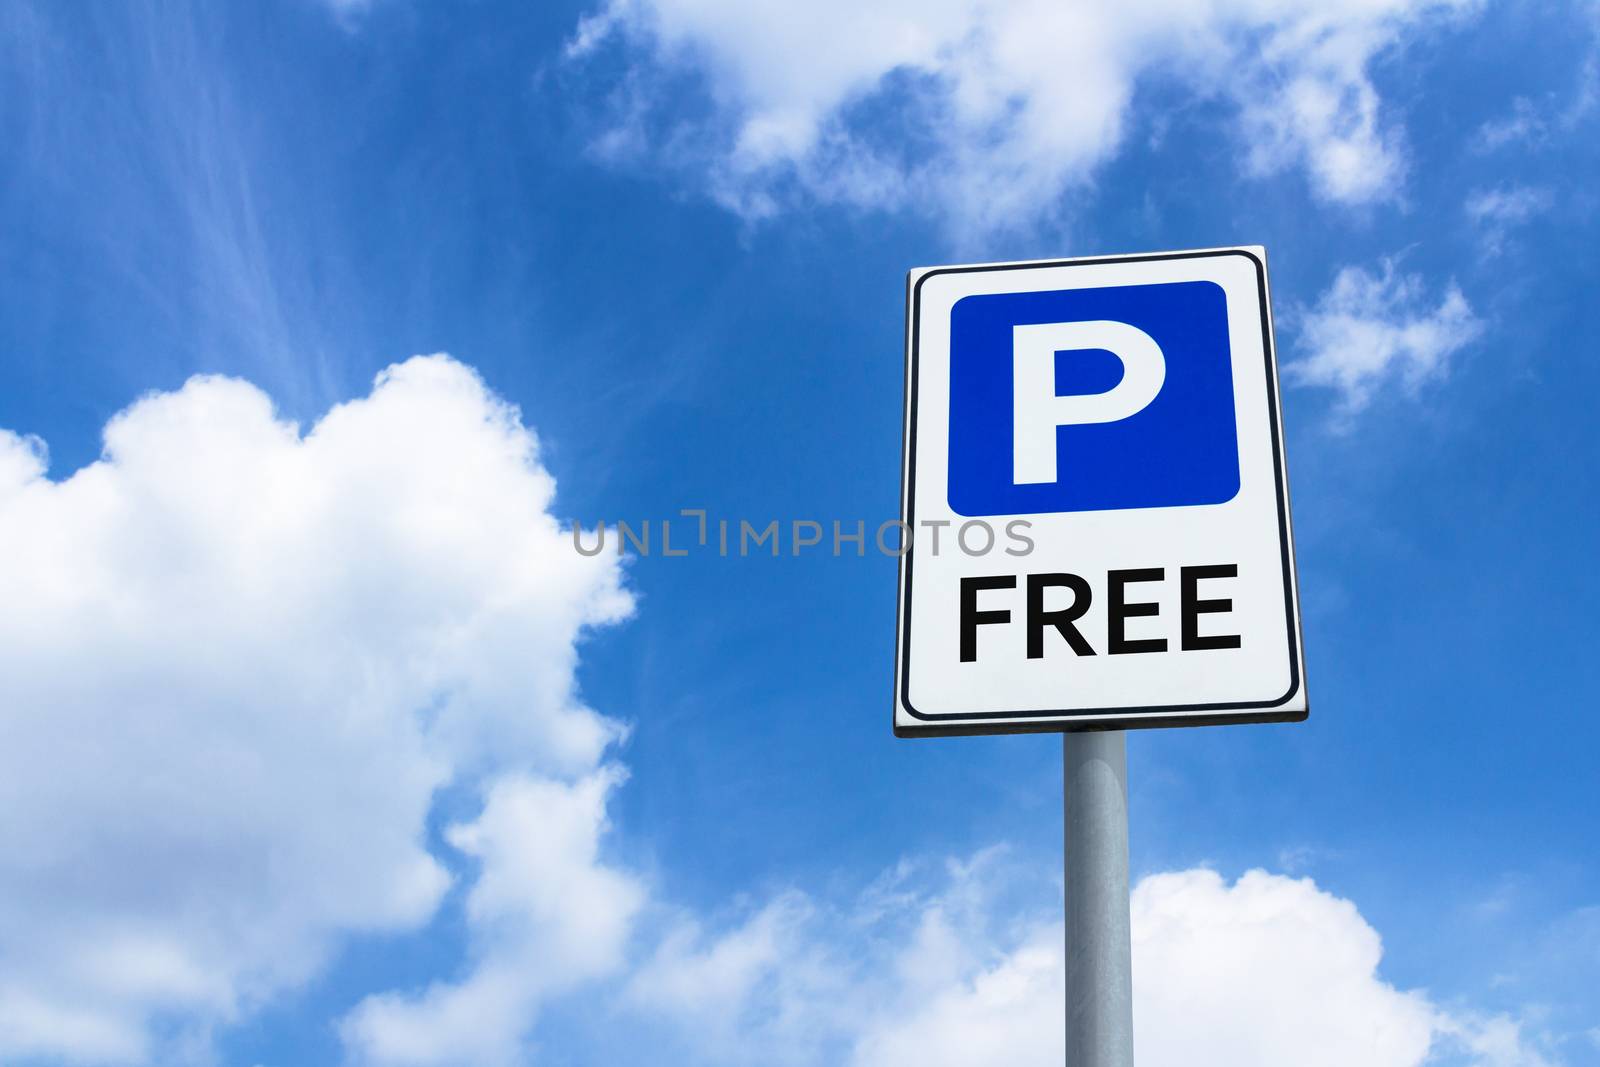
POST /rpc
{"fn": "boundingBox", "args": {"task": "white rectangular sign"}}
[894,247,1307,736]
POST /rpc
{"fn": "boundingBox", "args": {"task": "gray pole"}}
[1064,730,1133,1067]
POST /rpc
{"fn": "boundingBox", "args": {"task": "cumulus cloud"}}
[0,354,1559,1067]
[0,356,632,1063]
[1131,869,1434,1067]
[853,867,1444,1067]
[629,861,1558,1067]
[567,0,1477,234]
[1288,260,1483,418]
[341,770,645,1066]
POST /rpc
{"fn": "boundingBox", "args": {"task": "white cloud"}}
[1466,185,1552,225]
[341,770,645,1067]
[850,867,1444,1067]
[850,923,1064,1067]
[1434,1013,1562,1067]
[629,862,1562,1067]
[626,849,1039,1066]
[1465,185,1553,255]
[1476,97,1550,151]
[1288,259,1483,417]
[0,356,632,1063]
[0,354,1565,1067]
[627,891,851,1065]
[568,0,1478,233]
[1131,869,1434,1067]
[1474,14,1598,151]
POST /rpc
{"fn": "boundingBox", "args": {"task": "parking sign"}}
[895,247,1306,736]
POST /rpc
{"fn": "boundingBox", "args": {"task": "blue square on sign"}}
[947,280,1241,516]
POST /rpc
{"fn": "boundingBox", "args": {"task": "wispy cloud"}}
[1288,260,1483,420]
[1465,185,1554,255]
[1,2,354,408]
[1474,8,1599,152]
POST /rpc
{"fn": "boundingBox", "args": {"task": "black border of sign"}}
[894,248,1307,738]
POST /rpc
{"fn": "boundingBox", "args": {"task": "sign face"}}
[894,247,1307,736]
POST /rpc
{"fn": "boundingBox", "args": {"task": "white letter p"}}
[1011,320,1166,485]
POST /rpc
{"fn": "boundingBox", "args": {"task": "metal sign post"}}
[1064,731,1132,1067]
[893,247,1307,1067]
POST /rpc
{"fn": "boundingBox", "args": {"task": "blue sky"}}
[1,1,1597,1065]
